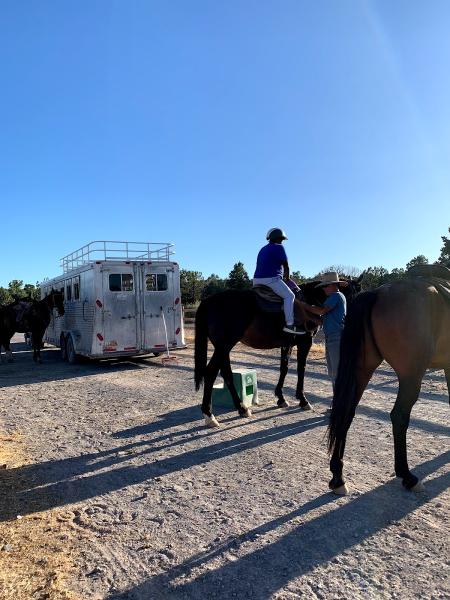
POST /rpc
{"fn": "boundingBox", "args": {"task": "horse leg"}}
[274,345,292,408]
[390,376,424,490]
[32,331,43,364]
[296,334,313,409]
[220,353,252,418]
[6,340,13,363]
[445,368,450,406]
[329,363,380,495]
[201,349,222,428]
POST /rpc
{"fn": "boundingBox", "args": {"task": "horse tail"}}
[194,299,209,390]
[328,290,379,454]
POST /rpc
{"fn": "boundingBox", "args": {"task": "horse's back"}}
[371,279,450,370]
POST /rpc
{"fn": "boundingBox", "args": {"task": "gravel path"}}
[0,333,449,599]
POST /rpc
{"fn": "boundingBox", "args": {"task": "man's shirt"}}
[323,291,346,337]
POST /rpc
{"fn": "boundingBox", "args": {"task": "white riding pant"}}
[253,276,295,325]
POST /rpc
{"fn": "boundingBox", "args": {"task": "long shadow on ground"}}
[106,450,450,600]
[0,409,326,521]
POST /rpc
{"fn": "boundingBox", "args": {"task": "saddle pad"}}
[253,286,283,313]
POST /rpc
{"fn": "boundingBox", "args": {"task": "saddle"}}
[252,285,321,328]
[253,285,284,312]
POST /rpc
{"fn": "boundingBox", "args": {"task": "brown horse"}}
[195,279,362,427]
[328,272,450,494]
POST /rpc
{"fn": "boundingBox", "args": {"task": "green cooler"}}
[212,368,258,409]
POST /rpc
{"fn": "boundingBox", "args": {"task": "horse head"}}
[343,275,363,304]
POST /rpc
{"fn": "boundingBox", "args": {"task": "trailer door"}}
[102,267,138,353]
[142,266,176,350]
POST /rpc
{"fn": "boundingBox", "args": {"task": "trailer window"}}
[146,274,168,291]
[109,273,134,292]
[66,280,72,301]
[157,274,168,291]
[73,277,80,300]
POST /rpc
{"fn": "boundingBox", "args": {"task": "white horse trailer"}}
[41,241,185,363]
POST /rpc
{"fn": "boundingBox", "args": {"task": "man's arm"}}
[305,304,331,316]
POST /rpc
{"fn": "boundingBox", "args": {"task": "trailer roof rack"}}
[61,241,175,273]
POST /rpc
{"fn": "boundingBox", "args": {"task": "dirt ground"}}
[0,332,449,600]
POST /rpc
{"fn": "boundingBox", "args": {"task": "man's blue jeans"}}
[325,333,342,390]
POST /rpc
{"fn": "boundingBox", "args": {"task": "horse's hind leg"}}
[3,340,13,363]
[201,349,222,428]
[445,368,450,406]
[390,375,424,490]
[274,345,292,408]
[220,353,252,418]
[296,335,313,409]
[329,363,380,494]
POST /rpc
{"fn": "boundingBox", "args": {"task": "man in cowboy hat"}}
[304,271,347,390]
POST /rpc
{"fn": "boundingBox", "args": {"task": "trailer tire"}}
[66,335,78,365]
[60,334,68,361]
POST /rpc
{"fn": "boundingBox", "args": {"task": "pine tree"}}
[227,262,251,290]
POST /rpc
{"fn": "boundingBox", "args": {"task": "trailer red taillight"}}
[174,297,180,305]
[97,333,104,341]
[176,327,181,335]
[96,299,103,308]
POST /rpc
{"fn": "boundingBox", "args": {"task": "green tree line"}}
[181,226,450,305]
[0,280,41,305]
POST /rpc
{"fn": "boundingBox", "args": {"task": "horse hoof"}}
[411,480,424,492]
[204,415,220,428]
[331,483,349,496]
[277,400,289,409]
[299,401,312,411]
[240,408,252,418]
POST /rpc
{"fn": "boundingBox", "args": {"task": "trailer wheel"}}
[60,334,68,361]
[152,352,161,357]
[66,335,78,365]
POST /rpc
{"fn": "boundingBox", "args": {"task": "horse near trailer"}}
[0,290,65,363]
[194,276,362,427]
[328,264,450,495]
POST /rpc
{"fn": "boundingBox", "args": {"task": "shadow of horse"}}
[105,450,450,600]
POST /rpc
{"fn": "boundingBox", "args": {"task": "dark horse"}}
[0,290,65,364]
[328,267,450,495]
[195,278,362,427]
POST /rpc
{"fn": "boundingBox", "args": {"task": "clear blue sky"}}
[1,1,449,286]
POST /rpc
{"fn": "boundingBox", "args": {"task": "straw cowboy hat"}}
[316,271,342,287]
